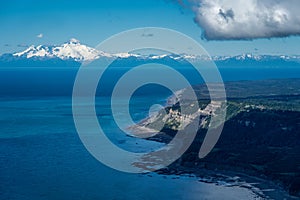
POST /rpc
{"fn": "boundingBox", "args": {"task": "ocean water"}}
[0,96,262,200]
[0,66,300,96]
[1,66,299,199]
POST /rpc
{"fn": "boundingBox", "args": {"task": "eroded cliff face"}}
[146,106,300,197]
[132,79,300,197]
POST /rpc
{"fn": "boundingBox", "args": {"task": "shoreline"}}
[128,80,300,199]
[155,164,295,200]
[128,117,292,198]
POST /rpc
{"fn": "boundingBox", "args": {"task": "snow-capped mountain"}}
[11,38,147,61]
[13,38,103,61]
[1,39,300,67]
[210,53,300,62]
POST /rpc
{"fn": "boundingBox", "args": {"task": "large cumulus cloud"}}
[184,0,300,40]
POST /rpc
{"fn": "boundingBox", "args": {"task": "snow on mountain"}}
[13,38,103,61]
[12,38,148,61]
[51,38,102,61]
[112,52,141,58]
[14,45,50,58]
[8,39,300,64]
[212,53,300,62]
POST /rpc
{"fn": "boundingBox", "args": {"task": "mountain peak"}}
[68,38,80,45]
[12,38,100,61]
[8,39,300,64]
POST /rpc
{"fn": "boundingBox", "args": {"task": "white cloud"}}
[185,0,300,40]
[37,33,43,38]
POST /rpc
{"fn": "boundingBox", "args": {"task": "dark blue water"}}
[0,66,299,97]
[0,97,259,200]
[1,65,299,199]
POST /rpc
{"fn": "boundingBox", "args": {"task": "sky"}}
[1,0,300,56]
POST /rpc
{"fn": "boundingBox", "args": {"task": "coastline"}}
[155,162,294,199]
[129,79,300,199]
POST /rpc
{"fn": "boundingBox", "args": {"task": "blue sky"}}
[1,0,300,56]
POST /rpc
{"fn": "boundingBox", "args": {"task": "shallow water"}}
[0,97,261,200]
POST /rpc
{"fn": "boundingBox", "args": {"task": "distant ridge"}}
[1,39,300,67]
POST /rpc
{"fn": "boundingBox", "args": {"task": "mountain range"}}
[1,38,300,67]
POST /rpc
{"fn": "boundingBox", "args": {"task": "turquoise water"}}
[0,97,260,200]
[2,66,299,199]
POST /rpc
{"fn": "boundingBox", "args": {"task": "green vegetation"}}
[140,79,300,197]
